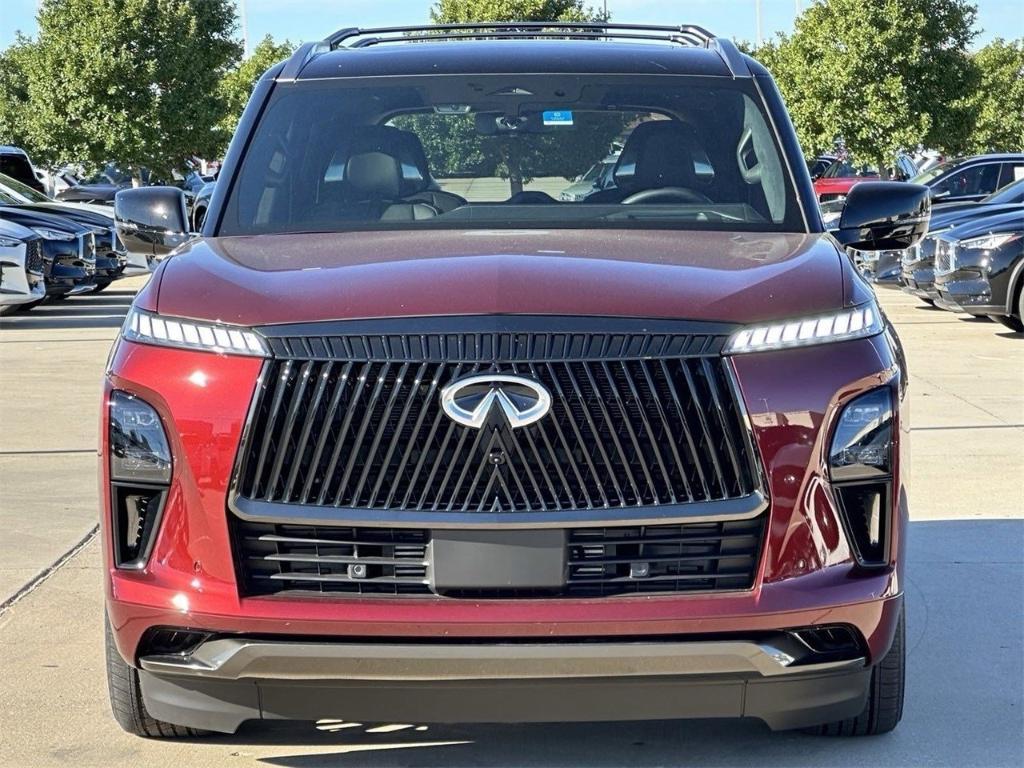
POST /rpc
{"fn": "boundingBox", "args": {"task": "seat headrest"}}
[345,151,401,198]
[613,121,699,192]
[345,126,431,195]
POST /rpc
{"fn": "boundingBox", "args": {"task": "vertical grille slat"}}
[236,324,759,517]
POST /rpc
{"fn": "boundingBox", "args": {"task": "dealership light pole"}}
[239,0,249,56]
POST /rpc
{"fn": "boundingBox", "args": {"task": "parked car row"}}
[0,149,161,315]
[830,169,1024,334]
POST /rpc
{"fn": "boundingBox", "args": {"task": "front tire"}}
[105,618,209,738]
[806,606,905,736]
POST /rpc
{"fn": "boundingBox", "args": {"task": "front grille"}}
[934,239,955,274]
[231,517,765,598]
[25,240,44,275]
[233,325,758,515]
[78,232,96,263]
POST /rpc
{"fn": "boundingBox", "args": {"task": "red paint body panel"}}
[813,175,879,200]
[103,327,906,665]
[153,231,848,326]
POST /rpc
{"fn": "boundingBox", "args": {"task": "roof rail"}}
[280,22,751,81]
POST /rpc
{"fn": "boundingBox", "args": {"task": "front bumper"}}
[934,271,1003,317]
[136,631,880,733]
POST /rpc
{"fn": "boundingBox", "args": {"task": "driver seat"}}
[586,121,702,203]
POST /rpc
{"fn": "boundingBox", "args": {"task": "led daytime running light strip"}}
[123,308,268,357]
[725,304,881,354]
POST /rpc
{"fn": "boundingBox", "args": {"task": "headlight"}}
[31,227,76,241]
[724,302,882,354]
[828,387,894,567]
[109,391,172,484]
[108,391,171,568]
[829,387,892,481]
[0,235,22,248]
[957,232,1021,251]
[123,307,268,357]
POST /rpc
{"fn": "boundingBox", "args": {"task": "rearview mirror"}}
[114,186,191,258]
[831,182,930,251]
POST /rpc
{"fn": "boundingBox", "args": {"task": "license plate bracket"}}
[430,529,567,591]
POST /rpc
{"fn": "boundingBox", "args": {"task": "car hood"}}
[930,203,1023,233]
[943,209,1024,240]
[0,205,90,234]
[14,202,113,228]
[153,229,848,327]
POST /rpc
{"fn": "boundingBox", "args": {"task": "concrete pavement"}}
[0,283,1021,767]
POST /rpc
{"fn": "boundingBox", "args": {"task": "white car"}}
[0,172,151,277]
[0,219,46,315]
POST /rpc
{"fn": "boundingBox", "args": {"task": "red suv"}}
[104,22,929,738]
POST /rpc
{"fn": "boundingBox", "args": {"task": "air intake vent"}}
[231,517,766,598]
[234,522,432,596]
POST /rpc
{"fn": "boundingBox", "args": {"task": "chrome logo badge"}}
[440,374,551,429]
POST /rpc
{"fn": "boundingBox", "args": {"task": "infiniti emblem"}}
[440,374,552,429]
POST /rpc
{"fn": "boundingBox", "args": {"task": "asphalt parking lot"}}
[0,281,1021,768]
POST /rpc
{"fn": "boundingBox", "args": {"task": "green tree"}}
[418,0,618,194]
[217,35,296,148]
[0,43,32,148]
[965,38,1024,152]
[430,0,595,23]
[11,0,241,180]
[756,0,977,173]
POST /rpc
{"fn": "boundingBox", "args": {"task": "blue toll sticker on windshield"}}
[542,110,574,126]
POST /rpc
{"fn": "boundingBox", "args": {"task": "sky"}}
[2,0,1022,53]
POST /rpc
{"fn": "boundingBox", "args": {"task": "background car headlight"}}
[0,235,23,248]
[828,387,894,567]
[724,303,882,354]
[108,391,171,569]
[957,232,1021,251]
[31,227,77,241]
[123,307,268,356]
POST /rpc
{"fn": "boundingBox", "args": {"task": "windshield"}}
[910,159,957,186]
[822,161,877,179]
[219,75,803,236]
[0,172,48,203]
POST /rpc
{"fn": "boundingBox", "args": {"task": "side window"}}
[934,163,1001,197]
[999,162,1024,188]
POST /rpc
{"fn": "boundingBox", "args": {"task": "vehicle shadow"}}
[0,291,134,331]
[178,519,1023,768]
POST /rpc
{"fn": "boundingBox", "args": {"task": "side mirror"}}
[114,186,191,258]
[831,181,930,251]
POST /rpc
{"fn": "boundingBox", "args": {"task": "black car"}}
[932,209,1024,331]
[0,145,46,194]
[190,180,216,230]
[900,179,1024,303]
[0,207,97,298]
[910,153,1024,204]
[806,154,838,181]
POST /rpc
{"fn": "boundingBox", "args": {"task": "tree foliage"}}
[430,0,596,23]
[755,0,978,171]
[965,38,1024,153]
[217,35,295,146]
[7,0,240,178]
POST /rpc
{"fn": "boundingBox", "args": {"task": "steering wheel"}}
[621,187,713,205]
